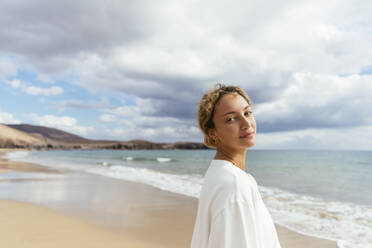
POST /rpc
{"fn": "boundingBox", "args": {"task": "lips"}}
[240,132,255,138]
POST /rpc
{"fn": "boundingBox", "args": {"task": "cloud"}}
[99,100,202,142]
[29,113,76,126]
[36,73,53,84]
[0,111,21,124]
[22,85,63,96]
[255,125,372,151]
[5,79,64,96]
[0,0,158,74]
[29,113,94,137]
[56,98,112,111]
[7,79,22,88]
[0,59,17,79]
[99,114,116,123]
[102,121,202,142]
[38,0,371,128]
[254,73,372,132]
[2,0,372,147]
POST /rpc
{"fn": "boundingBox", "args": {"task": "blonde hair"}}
[197,83,252,148]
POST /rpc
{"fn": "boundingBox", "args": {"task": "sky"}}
[1,0,372,150]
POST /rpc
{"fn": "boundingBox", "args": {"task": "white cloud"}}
[36,73,53,84]
[254,73,372,131]
[0,60,17,79]
[315,24,344,42]
[6,79,22,88]
[30,113,76,126]
[108,105,141,118]
[255,125,372,151]
[5,79,64,97]
[56,98,112,112]
[102,122,202,142]
[29,113,94,137]
[100,100,201,142]
[0,112,21,124]
[23,86,63,96]
[99,114,116,122]
[70,0,372,93]
[105,98,162,119]
[3,0,372,147]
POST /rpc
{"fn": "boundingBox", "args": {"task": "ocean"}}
[3,149,372,248]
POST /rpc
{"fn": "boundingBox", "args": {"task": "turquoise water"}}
[4,149,372,248]
[10,149,372,205]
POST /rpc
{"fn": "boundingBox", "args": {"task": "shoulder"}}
[201,160,255,215]
[246,172,259,189]
[203,160,244,193]
[211,192,254,221]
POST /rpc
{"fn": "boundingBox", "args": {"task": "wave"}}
[122,156,173,162]
[87,164,372,248]
[100,161,110,167]
[260,186,372,248]
[157,157,172,162]
[4,151,30,160]
[88,164,203,198]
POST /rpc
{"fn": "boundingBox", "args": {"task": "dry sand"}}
[0,149,338,247]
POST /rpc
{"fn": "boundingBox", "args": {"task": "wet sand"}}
[0,149,338,247]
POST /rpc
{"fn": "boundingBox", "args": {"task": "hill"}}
[0,124,46,148]
[7,124,90,143]
[0,123,207,150]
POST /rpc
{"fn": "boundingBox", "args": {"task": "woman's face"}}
[209,93,256,150]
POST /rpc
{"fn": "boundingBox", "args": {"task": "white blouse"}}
[190,160,281,248]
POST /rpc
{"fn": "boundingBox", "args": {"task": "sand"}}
[0,124,45,147]
[0,149,338,247]
[0,200,166,248]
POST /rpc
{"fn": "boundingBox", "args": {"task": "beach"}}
[0,149,338,247]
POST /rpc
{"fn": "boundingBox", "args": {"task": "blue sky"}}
[1,0,372,150]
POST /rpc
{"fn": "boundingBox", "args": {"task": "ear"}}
[208,128,217,140]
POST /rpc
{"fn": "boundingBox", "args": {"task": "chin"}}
[245,143,255,149]
[239,139,255,149]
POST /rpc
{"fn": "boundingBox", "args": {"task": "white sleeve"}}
[207,200,259,248]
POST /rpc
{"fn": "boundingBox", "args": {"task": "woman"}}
[190,84,281,248]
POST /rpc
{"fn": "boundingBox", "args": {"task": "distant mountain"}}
[7,124,90,143]
[0,123,208,150]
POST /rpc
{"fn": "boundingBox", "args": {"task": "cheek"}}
[219,123,240,138]
[252,118,256,127]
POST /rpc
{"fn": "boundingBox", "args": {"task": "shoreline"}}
[0,148,338,247]
[0,149,60,174]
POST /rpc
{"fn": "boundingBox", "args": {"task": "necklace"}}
[226,159,239,169]
[215,152,244,170]
[230,159,245,171]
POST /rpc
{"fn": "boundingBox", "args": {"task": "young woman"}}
[190,84,281,248]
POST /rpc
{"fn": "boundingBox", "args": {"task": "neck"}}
[214,145,246,171]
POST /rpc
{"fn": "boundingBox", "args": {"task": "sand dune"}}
[8,124,90,143]
[0,124,46,148]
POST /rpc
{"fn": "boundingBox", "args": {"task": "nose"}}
[241,115,253,130]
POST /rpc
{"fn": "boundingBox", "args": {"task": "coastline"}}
[0,149,338,248]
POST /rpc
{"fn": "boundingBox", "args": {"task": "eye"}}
[226,117,234,122]
[245,111,253,116]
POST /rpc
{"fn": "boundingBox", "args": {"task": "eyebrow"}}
[223,105,251,116]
